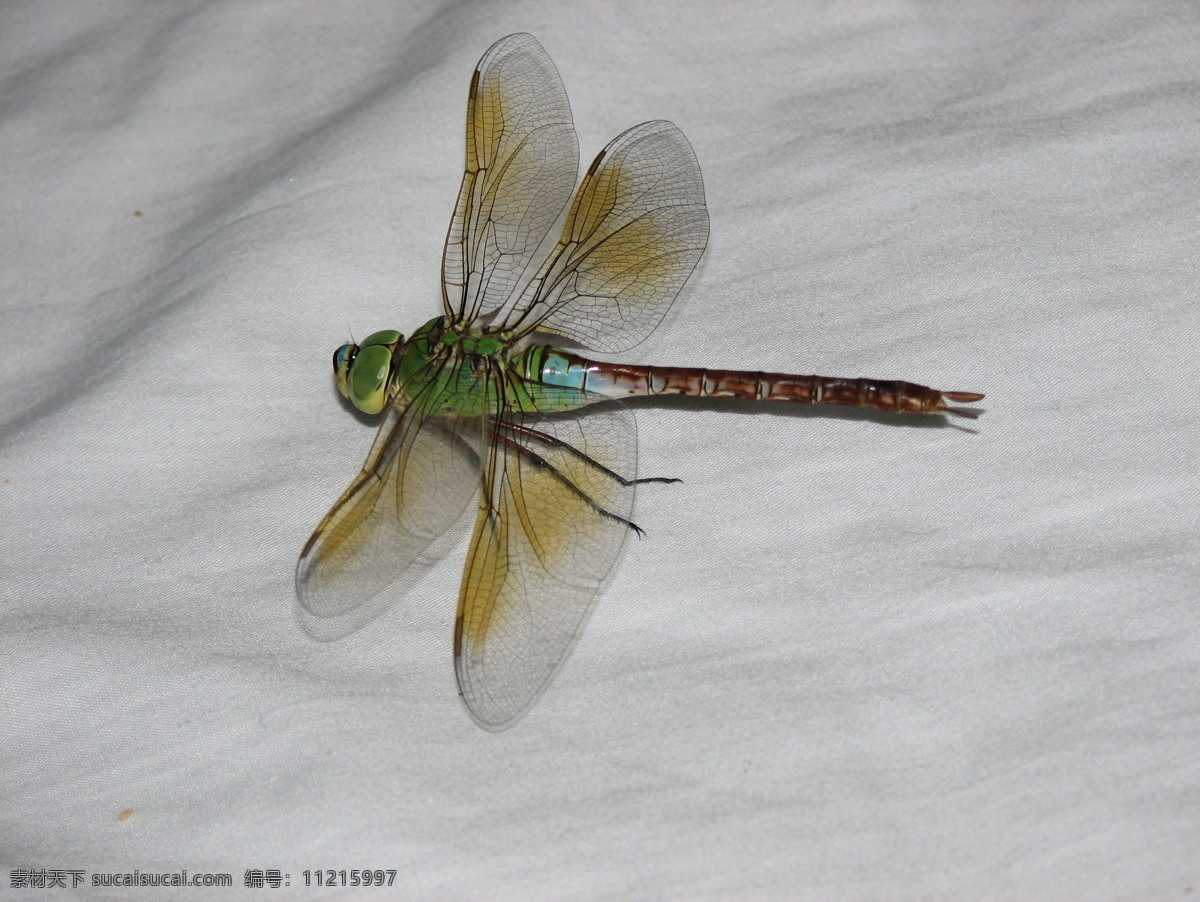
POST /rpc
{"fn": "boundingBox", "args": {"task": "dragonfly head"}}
[333,329,404,415]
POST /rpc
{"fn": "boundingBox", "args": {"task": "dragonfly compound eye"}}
[345,330,403,414]
[332,343,358,399]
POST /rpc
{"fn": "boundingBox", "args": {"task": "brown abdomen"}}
[577,356,984,417]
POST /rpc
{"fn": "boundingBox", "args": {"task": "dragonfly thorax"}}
[394,316,516,416]
[438,317,513,360]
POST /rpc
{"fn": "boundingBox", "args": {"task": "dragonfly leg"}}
[497,420,679,486]
[492,429,648,536]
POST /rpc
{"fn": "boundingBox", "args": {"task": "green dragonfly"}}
[297,33,983,729]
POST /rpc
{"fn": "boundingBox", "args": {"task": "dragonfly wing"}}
[297,393,483,637]
[455,400,639,729]
[503,119,709,353]
[442,33,579,324]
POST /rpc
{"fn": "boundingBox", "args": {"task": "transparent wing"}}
[296,384,483,639]
[501,119,709,353]
[442,33,579,324]
[454,399,639,729]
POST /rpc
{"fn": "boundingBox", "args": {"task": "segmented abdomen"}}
[524,346,983,416]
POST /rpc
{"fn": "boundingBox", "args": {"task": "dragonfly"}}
[297,33,984,730]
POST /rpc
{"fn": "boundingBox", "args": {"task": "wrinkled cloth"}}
[2,2,1196,899]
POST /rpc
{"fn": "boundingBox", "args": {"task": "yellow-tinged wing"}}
[296,385,482,641]
[503,119,709,353]
[455,402,639,729]
[442,33,578,325]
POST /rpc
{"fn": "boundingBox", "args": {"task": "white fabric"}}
[3,2,1196,898]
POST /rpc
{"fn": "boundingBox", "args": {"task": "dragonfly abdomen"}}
[527,346,983,416]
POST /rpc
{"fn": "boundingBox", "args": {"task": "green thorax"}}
[397,317,507,416]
